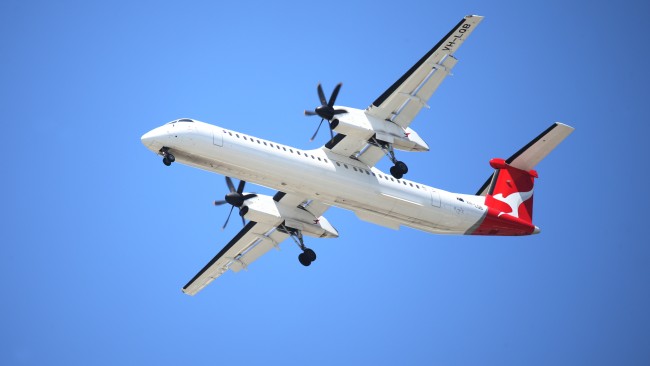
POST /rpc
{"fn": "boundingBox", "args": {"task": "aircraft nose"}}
[141,128,162,147]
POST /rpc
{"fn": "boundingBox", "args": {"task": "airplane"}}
[141,15,574,295]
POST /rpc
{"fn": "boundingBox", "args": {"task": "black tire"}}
[163,157,171,166]
[298,252,311,267]
[395,161,408,174]
[304,248,317,262]
[389,166,403,180]
[167,153,176,163]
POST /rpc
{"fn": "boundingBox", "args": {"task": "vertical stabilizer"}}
[470,122,574,236]
[484,158,537,224]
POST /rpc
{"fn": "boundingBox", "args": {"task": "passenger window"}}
[344,164,348,169]
[236,134,240,138]
[353,167,358,172]
[336,162,341,167]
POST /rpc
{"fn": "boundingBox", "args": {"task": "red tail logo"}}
[484,158,537,224]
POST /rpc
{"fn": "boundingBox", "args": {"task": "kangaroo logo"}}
[492,189,533,218]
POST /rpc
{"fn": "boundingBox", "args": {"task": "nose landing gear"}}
[160,147,175,166]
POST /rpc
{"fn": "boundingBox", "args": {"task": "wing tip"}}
[553,121,575,133]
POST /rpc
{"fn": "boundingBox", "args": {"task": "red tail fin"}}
[484,158,537,224]
[471,123,574,236]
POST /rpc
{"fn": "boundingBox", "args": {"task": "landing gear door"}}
[212,127,223,147]
[430,189,441,208]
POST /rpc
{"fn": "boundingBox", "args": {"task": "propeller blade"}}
[329,123,334,140]
[333,109,347,115]
[317,83,327,106]
[225,176,236,193]
[304,110,318,116]
[328,83,342,107]
[222,205,235,230]
[310,119,325,141]
[237,180,246,194]
[242,193,257,200]
[241,216,246,227]
[214,200,228,206]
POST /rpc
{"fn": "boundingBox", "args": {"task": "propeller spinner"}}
[213,177,257,229]
[304,83,347,141]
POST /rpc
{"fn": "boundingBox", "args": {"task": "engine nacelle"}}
[330,107,429,152]
[239,195,339,238]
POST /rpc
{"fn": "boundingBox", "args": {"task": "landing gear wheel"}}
[298,252,312,266]
[304,248,317,262]
[167,153,175,163]
[390,166,403,179]
[163,156,172,166]
[394,161,408,174]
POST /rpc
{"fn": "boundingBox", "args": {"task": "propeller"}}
[304,83,347,141]
[213,177,257,229]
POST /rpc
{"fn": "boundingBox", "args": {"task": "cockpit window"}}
[168,118,195,124]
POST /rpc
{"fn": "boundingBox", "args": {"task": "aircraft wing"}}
[323,15,483,167]
[182,221,289,295]
[272,191,331,218]
[182,191,331,296]
[365,15,483,129]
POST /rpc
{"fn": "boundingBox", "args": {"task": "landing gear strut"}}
[371,138,408,179]
[281,225,317,266]
[160,147,175,166]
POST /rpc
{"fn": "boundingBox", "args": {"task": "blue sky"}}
[2,1,649,365]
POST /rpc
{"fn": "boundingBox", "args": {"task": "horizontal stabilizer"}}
[476,122,574,196]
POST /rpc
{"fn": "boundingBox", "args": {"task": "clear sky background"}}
[2,1,649,365]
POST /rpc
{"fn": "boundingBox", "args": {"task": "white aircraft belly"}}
[167,122,484,234]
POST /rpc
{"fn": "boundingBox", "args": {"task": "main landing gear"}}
[281,225,317,266]
[160,147,175,166]
[371,138,408,179]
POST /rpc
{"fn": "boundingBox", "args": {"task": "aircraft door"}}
[430,189,441,207]
[212,127,223,146]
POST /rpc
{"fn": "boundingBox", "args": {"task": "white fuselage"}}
[141,120,488,235]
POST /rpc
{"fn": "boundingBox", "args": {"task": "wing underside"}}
[366,15,483,128]
[182,221,290,295]
[183,191,331,295]
[324,15,483,167]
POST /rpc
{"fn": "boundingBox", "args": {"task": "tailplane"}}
[471,122,574,236]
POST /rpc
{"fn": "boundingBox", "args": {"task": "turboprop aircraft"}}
[141,15,574,295]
